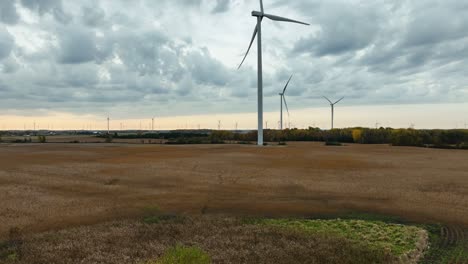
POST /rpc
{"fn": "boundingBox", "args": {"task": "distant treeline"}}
[211,128,468,148]
[103,132,209,140]
[100,128,468,149]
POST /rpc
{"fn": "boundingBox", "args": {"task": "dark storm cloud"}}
[0,1,20,25]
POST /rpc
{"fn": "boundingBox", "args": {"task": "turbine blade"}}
[259,0,264,13]
[238,25,258,69]
[323,96,332,104]
[334,97,344,104]
[263,13,309,26]
[282,74,293,94]
[283,96,290,115]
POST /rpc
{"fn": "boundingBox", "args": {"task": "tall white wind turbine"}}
[238,0,309,145]
[279,75,293,130]
[323,96,344,129]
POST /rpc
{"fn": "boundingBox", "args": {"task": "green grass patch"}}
[253,218,424,257]
[249,212,467,264]
[420,224,468,264]
[314,211,406,224]
[0,244,19,262]
[141,205,186,224]
[423,241,468,264]
[147,245,210,264]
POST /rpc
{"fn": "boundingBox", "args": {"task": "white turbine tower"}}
[323,96,344,130]
[279,75,293,130]
[238,0,309,145]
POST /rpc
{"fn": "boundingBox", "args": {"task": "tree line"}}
[102,127,468,148]
[209,128,468,148]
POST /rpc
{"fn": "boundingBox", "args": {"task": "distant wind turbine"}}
[238,0,309,145]
[107,117,110,134]
[279,75,293,130]
[323,96,344,129]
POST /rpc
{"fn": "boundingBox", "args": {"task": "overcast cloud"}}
[0,0,467,119]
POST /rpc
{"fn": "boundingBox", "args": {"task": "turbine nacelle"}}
[238,4,309,70]
[252,11,263,17]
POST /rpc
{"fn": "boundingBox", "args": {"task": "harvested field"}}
[1,142,467,240]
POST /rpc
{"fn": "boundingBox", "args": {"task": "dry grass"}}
[12,216,400,264]
[0,142,467,240]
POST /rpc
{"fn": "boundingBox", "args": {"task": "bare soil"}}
[1,142,467,239]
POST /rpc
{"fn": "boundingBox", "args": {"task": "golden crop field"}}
[1,142,467,239]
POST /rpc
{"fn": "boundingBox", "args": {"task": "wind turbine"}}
[279,75,293,130]
[323,96,344,130]
[238,0,309,145]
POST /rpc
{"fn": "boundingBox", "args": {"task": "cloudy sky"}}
[0,0,467,130]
